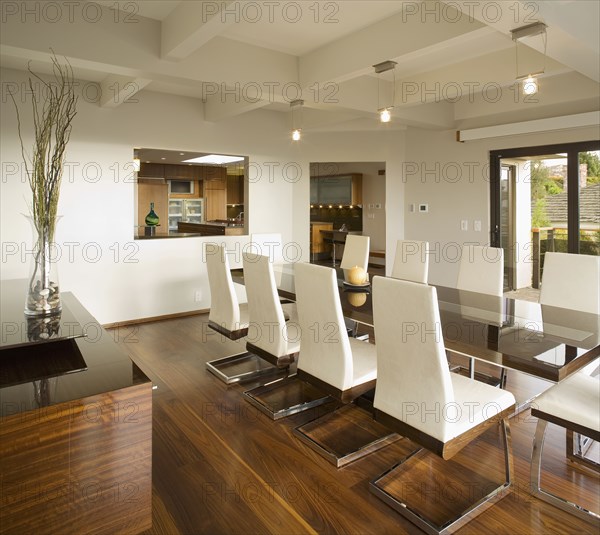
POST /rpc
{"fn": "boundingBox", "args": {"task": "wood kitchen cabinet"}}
[227,175,244,204]
[204,167,227,189]
[138,181,168,229]
[205,189,227,221]
[310,222,333,259]
[310,174,362,205]
[138,162,165,178]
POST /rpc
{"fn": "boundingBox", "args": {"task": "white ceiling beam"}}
[161,1,236,61]
[394,47,570,107]
[99,74,151,108]
[203,94,270,122]
[441,0,600,82]
[458,111,600,142]
[299,1,485,87]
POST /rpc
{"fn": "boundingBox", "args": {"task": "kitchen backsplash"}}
[310,206,362,231]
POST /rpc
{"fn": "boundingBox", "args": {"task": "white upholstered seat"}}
[391,240,429,284]
[205,243,249,337]
[340,234,370,282]
[369,276,515,534]
[455,244,505,384]
[205,243,268,385]
[292,262,396,467]
[530,367,600,524]
[243,252,299,364]
[249,233,285,265]
[457,245,504,296]
[295,262,376,397]
[539,252,600,314]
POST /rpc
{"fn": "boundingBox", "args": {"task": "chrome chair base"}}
[370,420,513,535]
[243,375,332,420]
[206,352,278,384]
[293,405,400,468]
[531,419,600,525]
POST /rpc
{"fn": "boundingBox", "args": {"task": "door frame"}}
[490,140,600,253]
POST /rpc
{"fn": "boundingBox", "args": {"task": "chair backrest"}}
[373,276,454,441]
[243,252,295,357]
[340,234,370,279]
[205,243,241,332]
[249,233,284,264]
[295,262,353,390]
[391,240,429,284]
[539,252,600,314]
[457,245,504,296]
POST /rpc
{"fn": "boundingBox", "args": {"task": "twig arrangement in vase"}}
[10,54,78,316]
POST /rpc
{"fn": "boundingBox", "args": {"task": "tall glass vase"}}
[24,215,62,316]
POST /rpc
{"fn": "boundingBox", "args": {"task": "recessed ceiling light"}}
[180,152,185,156]
[183,154,244,165]
[161,157,166,160]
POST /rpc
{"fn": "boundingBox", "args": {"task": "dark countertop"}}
[135,231,202,240]
[0,280,151,417]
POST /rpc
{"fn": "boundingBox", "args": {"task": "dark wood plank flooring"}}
[111,314,599,535]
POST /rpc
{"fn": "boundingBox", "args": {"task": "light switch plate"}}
[474,220,482,232]
[461,220,468,231]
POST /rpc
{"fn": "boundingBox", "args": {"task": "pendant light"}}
[510,22,547,96]
[290,99,304,141]
[373,60,397,123]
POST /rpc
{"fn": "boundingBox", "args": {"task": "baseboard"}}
[103,308,210,329]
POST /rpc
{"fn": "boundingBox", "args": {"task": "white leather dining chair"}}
[455,244,504,384]
[292,263,398,467]
[538,252,600,460]
[205,243,267,384]
[391,239,429,283]
[530,367,600,525]
[539,252,600,314]
[242,252,298,363]
[249,233,285,264]
[370,276,516,535]
[340,234,370,281]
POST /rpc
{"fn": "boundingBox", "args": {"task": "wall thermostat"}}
[419,204,428,213]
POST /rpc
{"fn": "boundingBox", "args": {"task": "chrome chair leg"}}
[370,419,513,535]
[531,419,600,525]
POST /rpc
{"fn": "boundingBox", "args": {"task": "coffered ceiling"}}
[1,1,598,132]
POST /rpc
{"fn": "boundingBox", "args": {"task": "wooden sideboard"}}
[0,282,152,535]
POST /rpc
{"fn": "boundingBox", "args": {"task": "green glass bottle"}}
[145,202,159,226]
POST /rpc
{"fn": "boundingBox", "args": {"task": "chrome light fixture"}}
[510,22,547,96]
[373,60,397,123]
[290,99,304,141]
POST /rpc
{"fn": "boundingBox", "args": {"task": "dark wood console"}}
[0,281,152,535]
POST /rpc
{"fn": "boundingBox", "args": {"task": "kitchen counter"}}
[135,231,203,240]
[178,221,245,236]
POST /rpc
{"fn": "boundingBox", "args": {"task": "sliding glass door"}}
[490,140,599,292]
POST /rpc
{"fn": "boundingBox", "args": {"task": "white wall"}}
[1,68,407,323]
[296,130,406,274]
[404,125,600,287]
[0,67,300,323]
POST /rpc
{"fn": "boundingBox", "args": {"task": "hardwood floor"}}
[112,315,599,535]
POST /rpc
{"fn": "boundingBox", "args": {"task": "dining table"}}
[231,263,600,387]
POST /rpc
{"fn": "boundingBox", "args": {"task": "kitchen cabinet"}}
[204,167,227,189]
[310,174,362,205]
[310,222,333,259]
[138,182,168,229]
[227,175,244,204]
[205,189,227,221]
[138,162,165,178]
